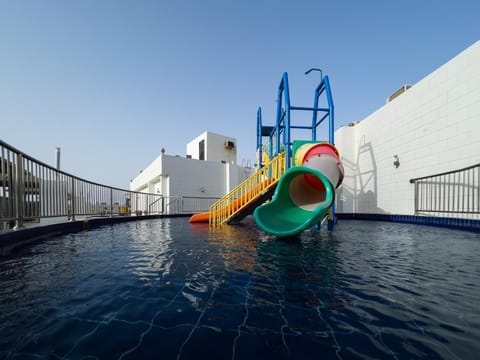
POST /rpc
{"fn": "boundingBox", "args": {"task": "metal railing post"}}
[14,153,25,230]
[70,177,76,221]
[413,182,418,215]
[110,188,113,218]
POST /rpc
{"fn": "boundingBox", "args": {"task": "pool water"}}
[1,218,479,359]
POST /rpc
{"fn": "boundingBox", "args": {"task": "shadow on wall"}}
[336,137,386,214]
[336,157,356,212]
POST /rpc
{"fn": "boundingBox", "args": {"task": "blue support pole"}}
[312,91,319,141]
[284,73,292,169]
[304,70,337,230]
[274,72,292,169]
[269,133,274,166]
[275,75,284,157]
[306,68,323,142]
[324,76,335,145]
[256,107,262,168]
[323,75,336,228]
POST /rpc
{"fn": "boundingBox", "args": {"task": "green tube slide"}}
[253,166,334,237]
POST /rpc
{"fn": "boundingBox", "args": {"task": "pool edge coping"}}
[337,213,480,233]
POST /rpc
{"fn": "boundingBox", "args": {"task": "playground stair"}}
[209,151,286,225]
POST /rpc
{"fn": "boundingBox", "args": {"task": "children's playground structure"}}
[190,69,344,236]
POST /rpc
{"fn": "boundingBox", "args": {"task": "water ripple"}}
[1,219,479,359]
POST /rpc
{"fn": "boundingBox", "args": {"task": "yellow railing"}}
[209,151,287,226]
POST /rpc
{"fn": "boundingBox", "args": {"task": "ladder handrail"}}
[209,152,286,226]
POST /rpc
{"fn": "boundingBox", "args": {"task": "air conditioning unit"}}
[224,140,235,149]
[386,84,412,103]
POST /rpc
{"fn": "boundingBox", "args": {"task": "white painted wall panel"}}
[130,152,253,199]
[186,131,237,164]
[335,41,480,216]
[162,155,226,198]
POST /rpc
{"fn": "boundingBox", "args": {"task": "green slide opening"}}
[253,166,334,237]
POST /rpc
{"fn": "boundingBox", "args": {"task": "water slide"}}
[253,143,344,237]
[189,179,275,223]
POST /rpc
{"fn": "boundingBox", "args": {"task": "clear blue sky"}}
[1,0,479,189]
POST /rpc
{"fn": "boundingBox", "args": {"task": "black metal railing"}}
[1,140,216,230]
[410,163,480,216]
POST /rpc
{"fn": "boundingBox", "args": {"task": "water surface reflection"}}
[1,219,479,359]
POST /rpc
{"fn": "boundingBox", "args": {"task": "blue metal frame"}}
[256,107,263,167]
[256,107,276,168]
[255,70,337,227]
[266,72,335,168]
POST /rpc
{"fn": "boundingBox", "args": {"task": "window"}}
[199,140,205,160]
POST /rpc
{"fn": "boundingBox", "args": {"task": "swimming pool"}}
[1,218,479,359]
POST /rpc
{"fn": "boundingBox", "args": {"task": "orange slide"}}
[189,179,274,223]
[188,212,210,223]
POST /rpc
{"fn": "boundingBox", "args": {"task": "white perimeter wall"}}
[163,155,226,198]
[335,41,480,215]
[130,154,254,199]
